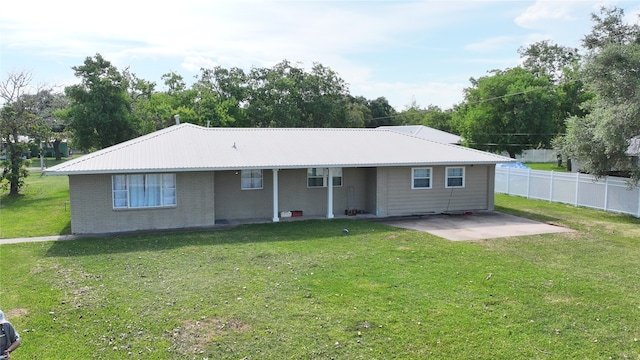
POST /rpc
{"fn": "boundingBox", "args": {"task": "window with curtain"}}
[446,167,465,188]
[412,167,432,189]
[307,168,342,187]
[241,170,263,190]
[112,174,176,208]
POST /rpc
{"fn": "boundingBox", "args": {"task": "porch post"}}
[272,169,280,222]
[326,167,334,219]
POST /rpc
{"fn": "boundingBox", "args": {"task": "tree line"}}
[2,6,639,195]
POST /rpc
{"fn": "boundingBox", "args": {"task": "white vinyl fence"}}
[495,167,640,218]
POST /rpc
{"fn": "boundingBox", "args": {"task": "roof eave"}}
[45,161,511,175]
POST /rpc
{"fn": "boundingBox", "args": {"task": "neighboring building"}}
[46,124,513,234]
[627,136,640,167]
[569,135,640,174]
[380,125,462,144]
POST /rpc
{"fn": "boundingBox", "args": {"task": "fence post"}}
[603,176,609,212]
[527,167,531,199]
[575,172,580,207]
[549,170,554,202]
[506,167,510,195]
[637,187,640,217]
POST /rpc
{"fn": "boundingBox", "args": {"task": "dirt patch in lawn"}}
[168,317,251,356]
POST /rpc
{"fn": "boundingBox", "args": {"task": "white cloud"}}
[465,36,517,52]
[515,0,578,29]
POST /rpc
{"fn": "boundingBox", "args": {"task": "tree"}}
[246,60,350,128]
[519,40,592,136]
[419,105,456,134]
[559,6,640,184]
[562,42,640,183]
[64,54,138,151]
[0,72,47,195]
[396,100,425,126]
[456,67,558,158]
[364,97,397,127]
[26,90,70,160]
[347,96,397,128]
[191,67,247,127]
[518,40,581,84]
[582,6,640,52]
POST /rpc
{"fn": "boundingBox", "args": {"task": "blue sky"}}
[1,0,639,110]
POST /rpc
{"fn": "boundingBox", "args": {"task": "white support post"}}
[506,167,510,194]
[272,169,280,222]
[549,170,554,202]
[326,168,334,219]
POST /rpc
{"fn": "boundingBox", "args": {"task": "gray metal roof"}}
[379,125,462,144]
[46,124,512,175]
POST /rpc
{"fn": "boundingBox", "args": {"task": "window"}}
[446,167,465,188]
[412,167,432,189]
[112,174,176,209]
[307,168,342,187]
[241,169,263,190]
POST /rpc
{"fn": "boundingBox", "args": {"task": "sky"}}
[1,0,639,110]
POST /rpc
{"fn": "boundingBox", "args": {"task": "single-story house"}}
[46,124,513,234]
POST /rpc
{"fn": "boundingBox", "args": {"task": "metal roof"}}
[45,123,513,175]
[379,125,463,144]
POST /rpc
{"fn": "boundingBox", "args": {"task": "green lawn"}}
[1,173,640,359]
[524,162,568,172]
[0,171,71,238]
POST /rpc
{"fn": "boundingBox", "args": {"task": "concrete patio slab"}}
[379,211,573,241]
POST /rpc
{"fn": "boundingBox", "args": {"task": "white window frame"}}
[445,167,465,188]
[112,173,176,209]
[241,169,263,190]
[411,167,432,189]
[307,168,343,188]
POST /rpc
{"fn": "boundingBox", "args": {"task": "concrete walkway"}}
[0,234,85,245]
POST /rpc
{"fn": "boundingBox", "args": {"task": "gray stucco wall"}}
[67,165,495,234]
[69,172,215,234]
[214,168,370,220]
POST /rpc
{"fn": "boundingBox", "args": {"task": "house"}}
[45,124,513,234]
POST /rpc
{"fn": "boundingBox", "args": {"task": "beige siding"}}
[364,167,378,214]
[381,165,492,216]
[69,172,215,234]
[376,167,390,217]
[486,165,496,211]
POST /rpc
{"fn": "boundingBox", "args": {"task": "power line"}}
[365,88,545,123]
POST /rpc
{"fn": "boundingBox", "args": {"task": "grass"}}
[524,162,568,172]
[0,170,71,238]
[29,155,80,169]
[1,174,640,359]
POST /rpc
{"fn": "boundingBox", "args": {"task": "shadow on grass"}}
[494,204,562,224]
[44,218,398,258]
